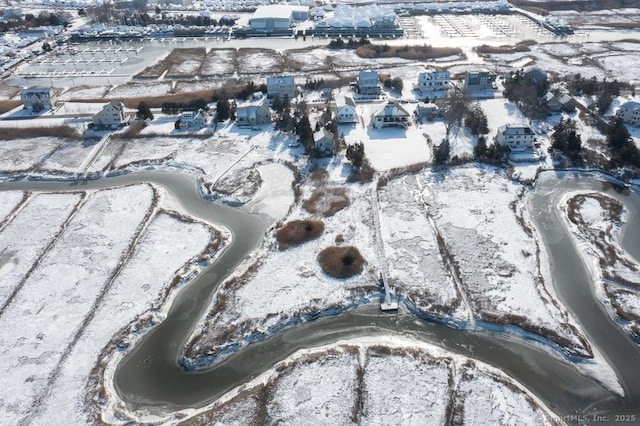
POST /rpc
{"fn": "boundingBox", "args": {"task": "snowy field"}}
[174,338,558,426]
[419,166,590,356]
[0,184,223,425]
[184,180,380,365]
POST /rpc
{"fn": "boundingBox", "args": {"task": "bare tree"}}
[437,85,470,137]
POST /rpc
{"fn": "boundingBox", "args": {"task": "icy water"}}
[2,171,640,421]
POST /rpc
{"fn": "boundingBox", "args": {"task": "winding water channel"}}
[2,170,640,422]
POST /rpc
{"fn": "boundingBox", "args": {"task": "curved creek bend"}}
[2,170,639,420]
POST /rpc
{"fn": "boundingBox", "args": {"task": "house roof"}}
[21,87,51,94]
[359,70,378,80]
[498,124,534,135]
[336,95,356,108]
[620,101,640,111]
[542,92,557,102]
[558,94,574,104]
[373,102,410,118]
[252,5,308,20]
[267,75,295,85]
[105,101,124,111]
[314,127,333,142]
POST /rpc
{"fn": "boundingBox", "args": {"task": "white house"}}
[92,101,127,130]
[357,71,381,98]
[267,76,295,101]
[415,102,442,121]
[372,102,411,129]
[21,87,52,112]
[495,124,536,152]
[313,128,335,157]
[616,101,640,127]
[415,70,450,94]
[179,109,207,129]
[236,98,272,127]
[334,95,357,124]
[249,5,309,30]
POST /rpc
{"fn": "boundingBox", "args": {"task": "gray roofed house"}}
[371,102,411,128]
[267,76,295,101]
[313,128,335,157]
[495,124,536,152]
[236,98,272,127]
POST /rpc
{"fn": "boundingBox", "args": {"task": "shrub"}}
[303,187,350,217]
[276,219,324,250]
[317,246,366,278]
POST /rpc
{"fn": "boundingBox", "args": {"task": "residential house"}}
[357,71,381,98]
[558,94,577,112]
[267,76,295,101]
[179,109,207,129]
[495,124,536,152]
[616,101,640,126]
[464,71,497,90]
[92,101,127,130]
[415,70,450,94]
[21,87,52,112]
[372,102,411,129]
[415,102,442,121]
[334,95,357,124]
[236,98,272,127]
[313,128,335,157]
[542,92,562,113]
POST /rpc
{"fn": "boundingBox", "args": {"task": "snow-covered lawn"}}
[236,49,284,74]
[38,139,100,174]
[175,338,558,426]
[0,185,154,424]
[107,82,173,98]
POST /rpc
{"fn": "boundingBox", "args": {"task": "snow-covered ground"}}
[0,183,224,425]
[173,337,559,426]
[562,192,640,340]
[419,166,590,357]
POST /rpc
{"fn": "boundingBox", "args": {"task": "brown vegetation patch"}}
[199,48,237,77]
[303,187,350,217]
[276,219,324,250]
[475,40,536,55]
[166,47,207,78]
[135,48,205,79]
[356,44,463,60]
[317,246,366,278]
[0,126,82,140]
[0,100,22,114]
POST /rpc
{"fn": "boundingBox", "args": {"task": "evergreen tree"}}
[465,104,489,135]
[607,117,631,150]
[346,143,365,168]
[433,139,450,165]
[216,98,230,122]
[136,102,153,120]
[474,136,487,158]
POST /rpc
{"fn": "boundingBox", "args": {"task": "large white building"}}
[248,5,309,31]
[616,101,640,127]
[495,124,536,152]
[267,76,295,101]
[21,87,52,112]
[92,101,127,130]
[415,70,450,94]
